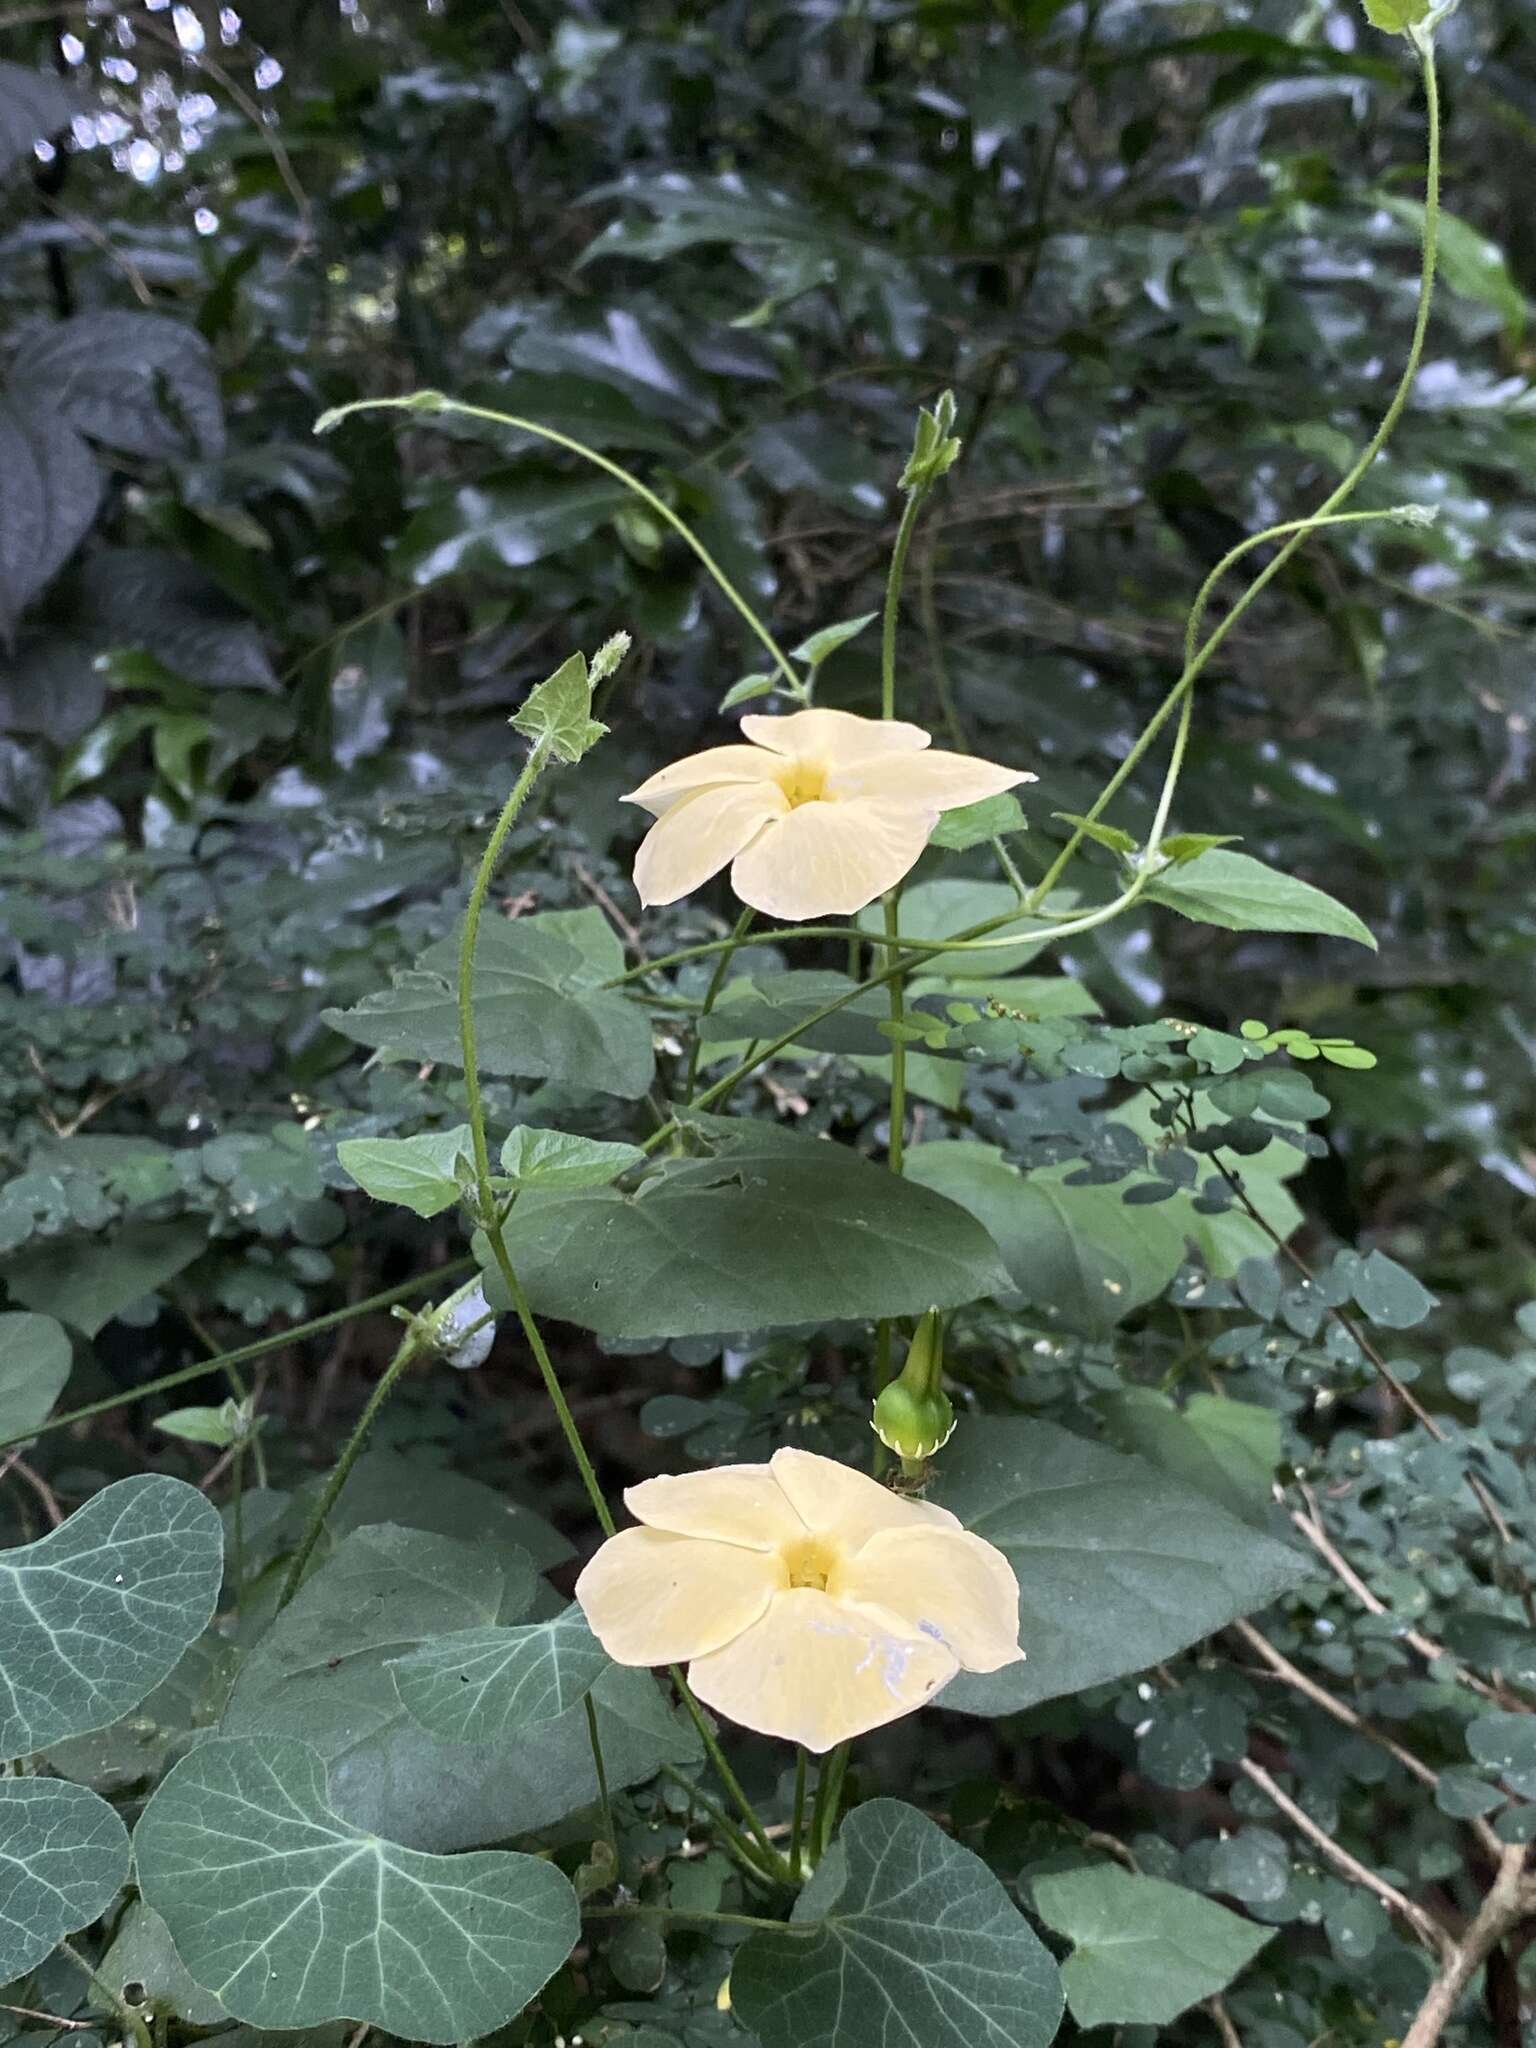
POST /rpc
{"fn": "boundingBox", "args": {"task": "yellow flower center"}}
[780,1533,842,1593]
[772,756,832,808]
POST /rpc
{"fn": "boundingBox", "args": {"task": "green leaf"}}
[390,1606,611,1745]
[1033,1865,1272,2027]
[734,1800,1062,2048]
[0,1778,130,1981]
[1351,1248,1437,1329]
[719,670,778,710]
[0,1311,71,1445]
[789,610,878,667]
[3,1219,208,1338]
[904,1144,1167,1330]
[1098,1389,1282,1526]
[96,1901,227,2026]
[134,1736,578,2043]
[1052,811,1137,856]
[1145,850,1376,949]
[0,1474,224,1754]
[1160,831,1242,864]
[697,970,892,1057]
[0,60,80,182]
[223,1523,694,1848]
[398,472,630,584]
[928,792,1029,851]
[329,617,407,769]
[323,909,655,1101]
[1360,0,1430,29]
[336,1127,474,1218]
[1387,199,1524,343]
[500,1126,645,1190]
[154,1403,242,1449]
[1467,1714,1536,1797]
[305,1447,572,1574]
[932,1416,1304,1715]
[510,647,618,765]
[487,1113,1010,1339]
[222,1523,533,1839]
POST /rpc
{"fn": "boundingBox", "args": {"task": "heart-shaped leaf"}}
[0,1777,130,1980]
[0,1475,224,1755]
[1033,1865,1272,2027]
[733,1799,1062,2048]
[135,1735,579,2043]
[390,1605,611,1745]
[932,1418,1304,1715]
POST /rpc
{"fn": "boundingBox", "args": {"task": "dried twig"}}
[1230,1616,1505,1861]
[1236,1754,1454,1962]
[0,1451,63,1526]
[1401,1846,1534,2048]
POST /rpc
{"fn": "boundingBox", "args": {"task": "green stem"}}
[790,1747,808,1876]
[61,1939,151,2048]
[881,894,907,1175]
[319,395,800,693]
[584,1692,617,1858]
[483,1230,616,1537]
[810,1742,850,1860]
[452,741,619,1830]
[1028,37,1440,908]
[449,736,617,1533]
[660,1764,784,1888]
[673,1673,790,1878]
[276,1329,420,1610]
[458,739,551,1200]
[2,1260,475,1455]
[683,908,754,1104]
[881,488,927,719]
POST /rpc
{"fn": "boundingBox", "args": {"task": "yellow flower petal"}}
[740,709,930,761]
[632,781,788,907]
[623,746,774,818]
[575,1525,782,1665]
[829,749,1033,813]
[625,1464,808,1552]
[837,1525,1024,1673]
[728,796,930,920]
[685,1586,958,1750]
[769,1446,959,1553]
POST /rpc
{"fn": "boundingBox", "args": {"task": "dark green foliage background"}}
[1,2,1535,2046]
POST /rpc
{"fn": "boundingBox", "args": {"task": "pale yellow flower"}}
[622,708,1033,922]
[574,1446,1023,1751]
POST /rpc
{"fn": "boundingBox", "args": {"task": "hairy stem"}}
[276,1330,420,1611]
[319,395,799,692]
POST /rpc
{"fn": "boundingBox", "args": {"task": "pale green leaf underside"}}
[934,1417,1304,1715]
[1145,849,1376,948]
[389,1605,611,1745]
[1033,1863,1272,2028]
[0,1777,130,1981]
[734,1799,1063,2048]
[336,1127,473,1218]
[323,909,654,1100]
[134,1736,578,2043]
[0,1474,224,1755]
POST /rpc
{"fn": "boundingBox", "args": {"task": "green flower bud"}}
[872,1378,956,1462]
[871,1308,955,1462]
